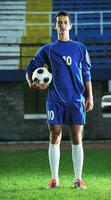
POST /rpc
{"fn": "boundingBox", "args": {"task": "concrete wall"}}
[0,81,111,142]
[0,82,49,142]
[84,81,111,140]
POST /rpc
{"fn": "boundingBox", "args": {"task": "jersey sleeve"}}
[81,45,91,82]
[25,45,49,74]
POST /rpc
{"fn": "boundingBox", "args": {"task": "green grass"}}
[0,149,111,200]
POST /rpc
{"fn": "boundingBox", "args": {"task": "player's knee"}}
[50,135,61,144]
[71,134,82,144]
[49,126,62,144]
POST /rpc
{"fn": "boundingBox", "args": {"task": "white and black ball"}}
[32,67,52,85]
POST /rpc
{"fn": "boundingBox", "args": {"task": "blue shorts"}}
[46,101,86,125]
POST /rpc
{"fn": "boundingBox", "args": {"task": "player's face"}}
[55,16,72,35]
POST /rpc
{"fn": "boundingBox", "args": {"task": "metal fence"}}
[25,10,111,36]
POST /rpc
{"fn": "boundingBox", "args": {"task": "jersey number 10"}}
[63,56,72,66]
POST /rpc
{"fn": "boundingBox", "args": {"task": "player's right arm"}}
[25,45,50,90]
[26,72,48,90]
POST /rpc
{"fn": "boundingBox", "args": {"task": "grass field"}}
[0,149,111,200]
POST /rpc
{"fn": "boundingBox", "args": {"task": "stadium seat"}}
[0,0,26,69]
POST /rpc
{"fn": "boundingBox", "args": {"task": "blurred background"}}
[0,0,111,142]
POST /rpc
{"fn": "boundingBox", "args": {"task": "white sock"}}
[48,143,60,182]
[72,143,84,180]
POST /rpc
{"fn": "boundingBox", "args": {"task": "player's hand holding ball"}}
[31,67,52,90]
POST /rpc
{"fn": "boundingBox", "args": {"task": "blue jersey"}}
[26,40,91,103]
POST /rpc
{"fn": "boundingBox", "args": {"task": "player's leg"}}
[70,125,86,189]
[47,124,62,189]
[70,125,84,179]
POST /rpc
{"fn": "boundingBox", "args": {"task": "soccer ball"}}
[32,67,52,85]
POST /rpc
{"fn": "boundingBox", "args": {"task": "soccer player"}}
[26,11,94,189]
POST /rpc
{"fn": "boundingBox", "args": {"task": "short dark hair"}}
[54,11,72,23]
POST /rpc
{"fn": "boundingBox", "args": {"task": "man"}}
[26,11,94,189]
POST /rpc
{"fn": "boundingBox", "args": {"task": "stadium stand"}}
[53,0,111,11]
[72,0,111,11]
[52,0,111,39]
[0,0,26,69]
[85,39,111,80]
[0,0,111,76]
[21,0,52,69]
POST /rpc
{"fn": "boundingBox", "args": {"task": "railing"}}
[0,11,111,37]
[25,11,111,36]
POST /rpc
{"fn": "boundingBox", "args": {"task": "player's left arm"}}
[81,46,94,112]
[84,80,94,112]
